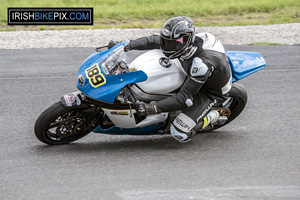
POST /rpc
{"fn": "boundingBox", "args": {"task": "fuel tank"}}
[129,50,186,94]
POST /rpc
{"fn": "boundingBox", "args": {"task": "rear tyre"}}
[223,82,248,124]
[202,82,248,132]
[34,102,98,145]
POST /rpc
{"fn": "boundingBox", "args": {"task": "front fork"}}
[60,91,102,132]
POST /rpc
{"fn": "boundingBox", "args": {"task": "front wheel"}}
[34,102,99,145]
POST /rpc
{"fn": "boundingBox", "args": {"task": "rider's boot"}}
[196,110,220,132]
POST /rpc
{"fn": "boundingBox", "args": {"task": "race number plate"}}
[85,63,106,88]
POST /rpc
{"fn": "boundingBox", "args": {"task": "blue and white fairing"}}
[75,36,265,135]
[76,41,147,104]
[76,42,168,135]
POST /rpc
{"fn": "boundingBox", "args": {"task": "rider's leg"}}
[170,90,226,143]
[170,110,220,142]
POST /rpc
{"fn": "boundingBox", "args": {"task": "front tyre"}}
[34,102,98,145]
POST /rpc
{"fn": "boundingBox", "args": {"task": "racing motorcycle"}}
[34,34,266,145]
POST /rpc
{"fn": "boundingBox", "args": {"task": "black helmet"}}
[160,16,195,59]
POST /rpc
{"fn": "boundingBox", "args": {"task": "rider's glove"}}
[108,40,120,49]
[124,42,132,52]
[135,101,161,116]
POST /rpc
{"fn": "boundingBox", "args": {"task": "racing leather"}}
[128,35,160,50]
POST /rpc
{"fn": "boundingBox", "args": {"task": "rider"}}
[111,16,232,143]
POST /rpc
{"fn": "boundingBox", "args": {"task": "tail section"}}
[226,51,266,82]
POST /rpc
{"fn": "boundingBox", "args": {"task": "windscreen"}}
[101,46,130,75]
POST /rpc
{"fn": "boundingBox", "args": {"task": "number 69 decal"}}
[85,64,106,88]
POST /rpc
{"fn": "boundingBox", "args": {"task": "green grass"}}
[1,0,299,31]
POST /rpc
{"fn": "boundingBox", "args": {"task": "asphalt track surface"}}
[1,45,300,200]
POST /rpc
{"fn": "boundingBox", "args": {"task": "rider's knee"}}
[170,113,196,143]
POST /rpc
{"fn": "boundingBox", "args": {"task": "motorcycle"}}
[34,36,266,145]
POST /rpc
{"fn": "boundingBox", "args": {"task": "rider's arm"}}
[126,35,160,51]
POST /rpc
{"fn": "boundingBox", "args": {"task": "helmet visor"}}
[161,35,190,52]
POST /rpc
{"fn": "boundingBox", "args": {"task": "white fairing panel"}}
[102,108,168,128]
[130,50,186,94]
[196,32,225,53]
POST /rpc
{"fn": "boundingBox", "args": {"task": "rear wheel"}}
[202,82,248,132]
[34,102,99,145]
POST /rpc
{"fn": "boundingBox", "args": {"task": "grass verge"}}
[1,0,299,31]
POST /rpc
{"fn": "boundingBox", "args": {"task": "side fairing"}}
[77,70,147,103]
